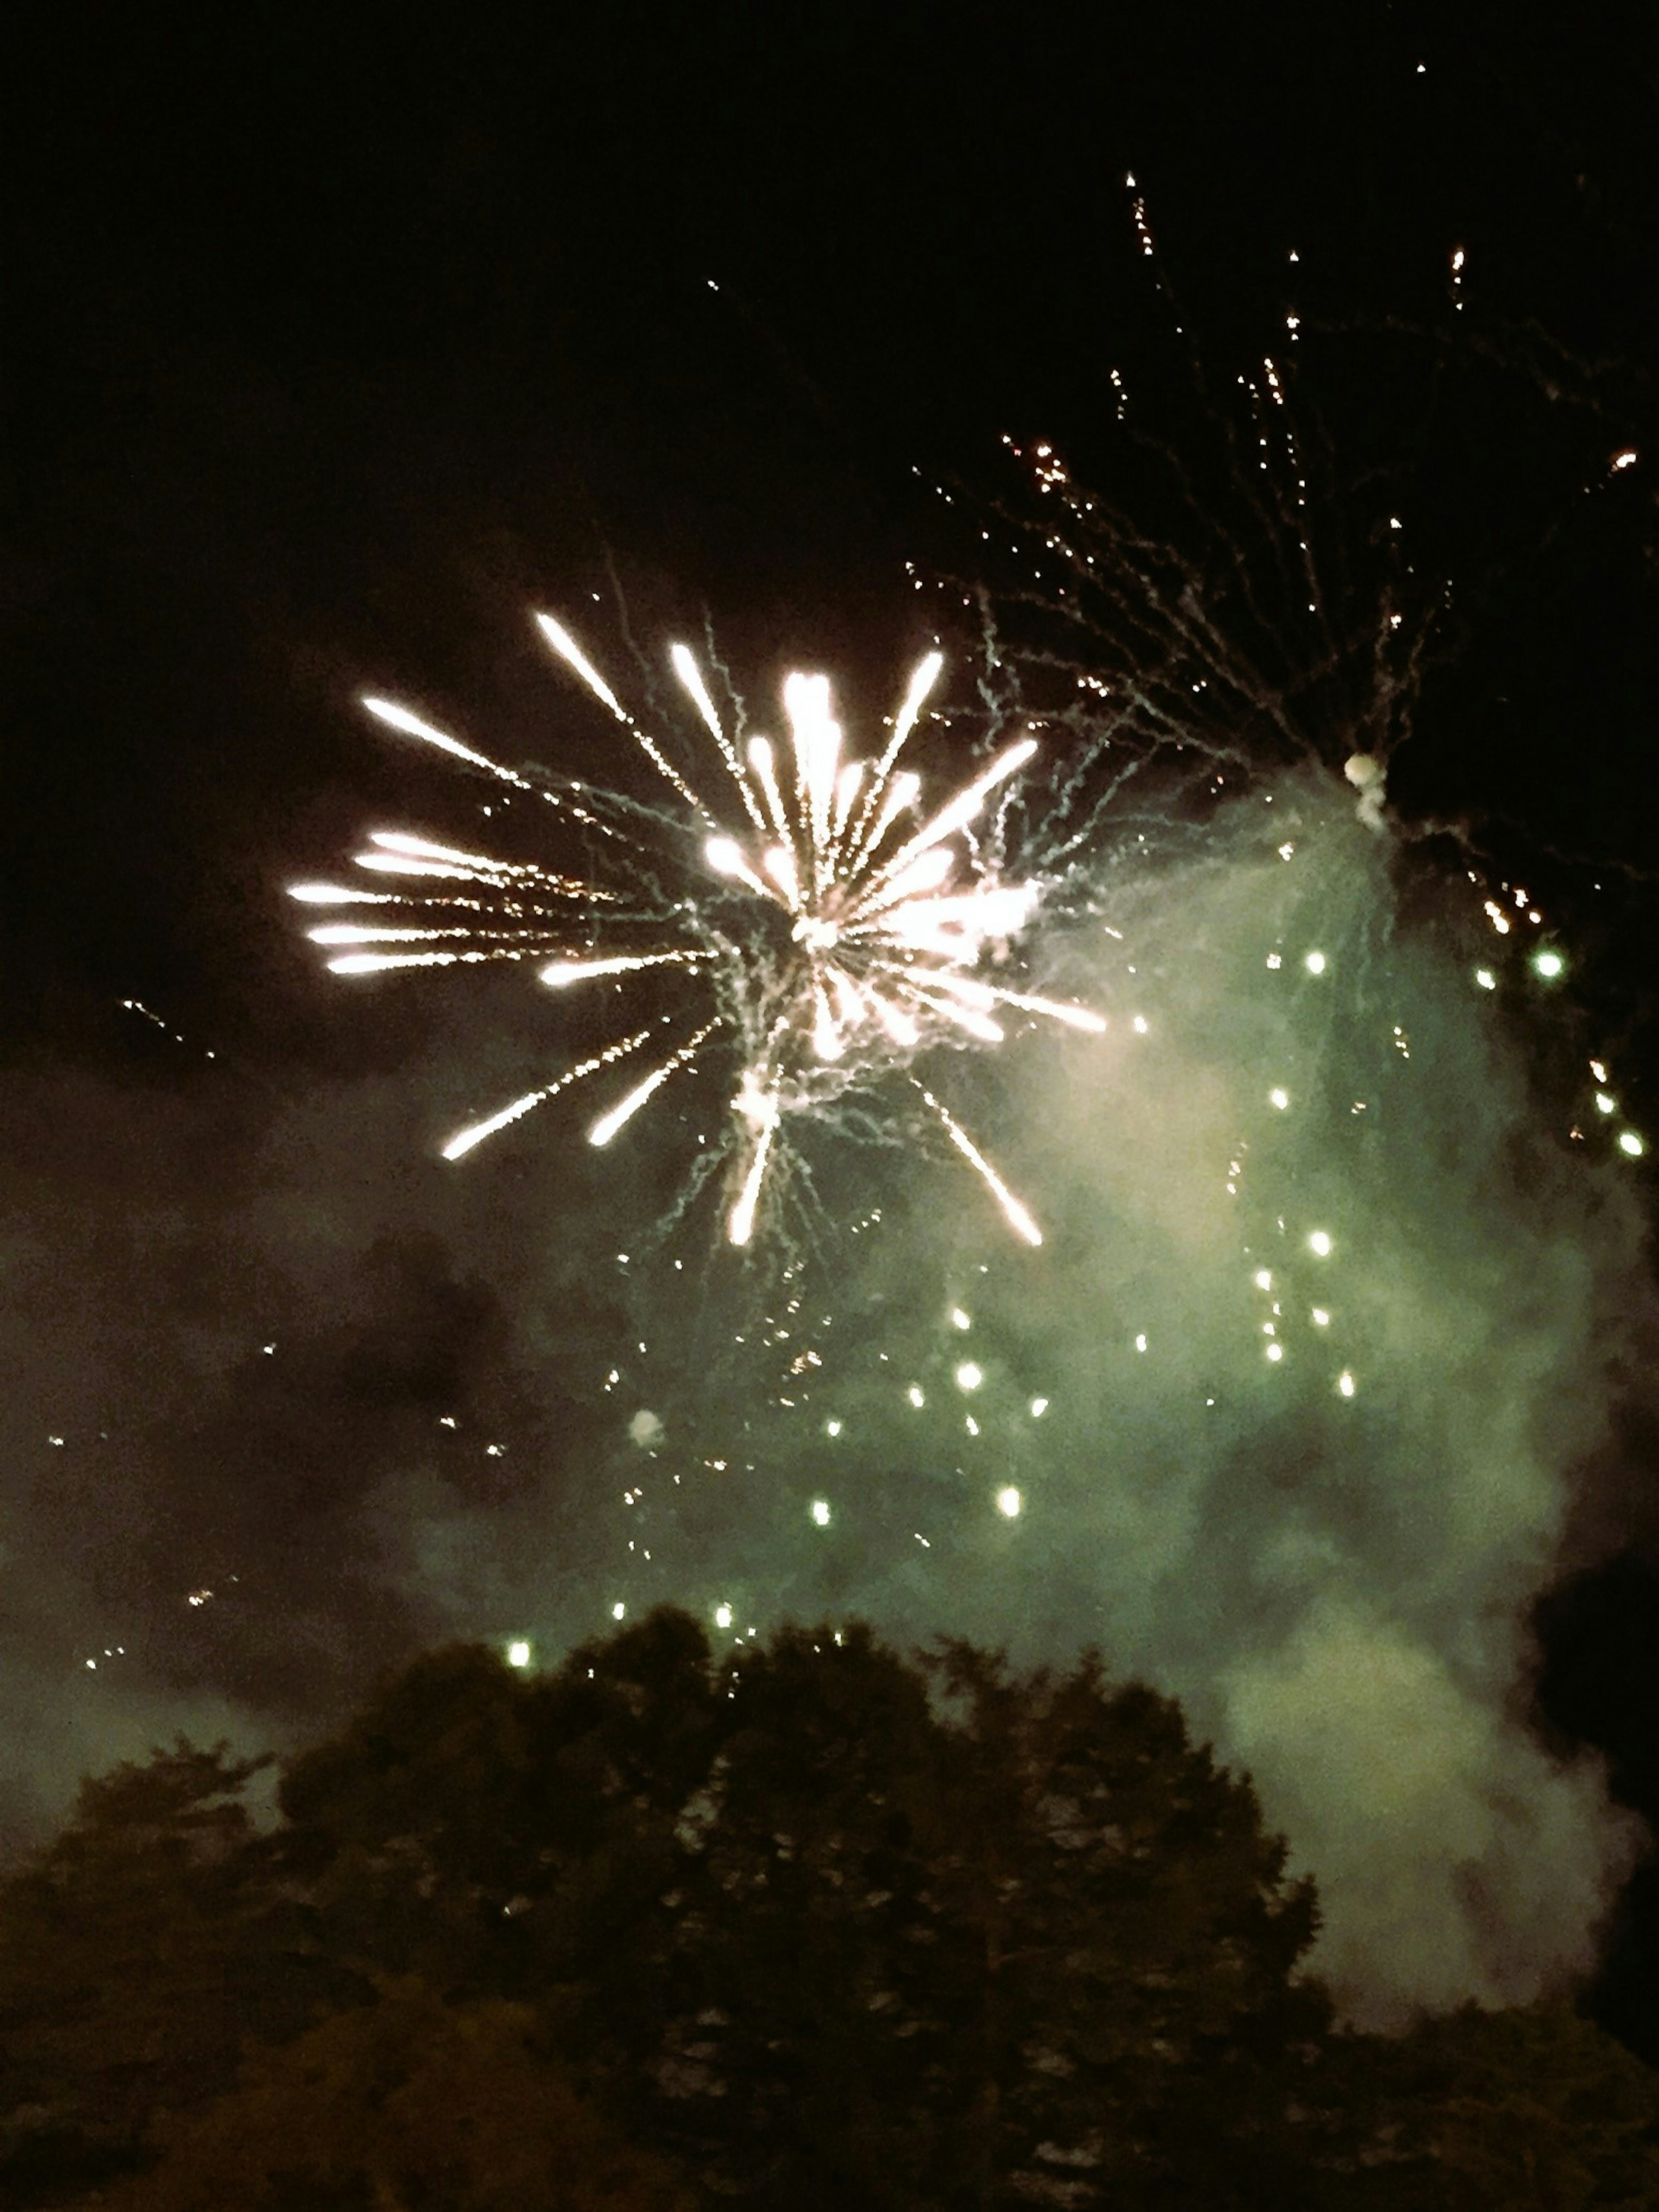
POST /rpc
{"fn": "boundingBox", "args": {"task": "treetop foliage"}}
[1,1609,1654,2210]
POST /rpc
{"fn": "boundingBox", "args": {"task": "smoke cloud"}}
[2,768,1650,2027]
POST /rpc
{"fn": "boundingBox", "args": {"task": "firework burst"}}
[292,618,1103,1246]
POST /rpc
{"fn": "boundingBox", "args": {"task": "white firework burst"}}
[292,615,1103,1246]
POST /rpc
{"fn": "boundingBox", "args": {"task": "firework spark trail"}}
[671,641,767,831]
[441,1025,658,1159]
[845,649,943,865]
[542,951,714,989]
[729,1075,782,1247]
[298,616,1100,1247]
[537,613,705,812]
[912,1080,1043,1247]
[589,1020,722,1149]
[362,698,539,791]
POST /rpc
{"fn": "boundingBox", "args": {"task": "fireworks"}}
[292,621,1103,1247]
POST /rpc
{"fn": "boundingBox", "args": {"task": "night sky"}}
[5,2,1659,2038]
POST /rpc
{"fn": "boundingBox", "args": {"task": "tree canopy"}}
[98,1978,694,2212]
[1,1609,1654,2209]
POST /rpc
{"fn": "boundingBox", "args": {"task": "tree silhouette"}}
[3,1611,1657,2210]
[98,1977,694,2212]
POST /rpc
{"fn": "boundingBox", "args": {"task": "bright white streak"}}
[541,951,706,988]
[442,1025,655,1159]
[915,1083,1042,1246]
[728,1083,781,1247]
[588,1021,719,1147]
[783,673,839,886]
[351,851,608,898]
[830,759,864,848]
[534,614,630,721]
[445,1092,547,1158]
[705,836,775,901]
[748,738,798,862]
[668,642,725,746]
[885,884,1037,936]
[763,844,802,907]
[365,832,545,879]
[859,737,1038,906]
[311,924,530,946]
[901,984,1005,1044]
[852,843,956,917]
[536,614,702,810]
[289,882,385,904]
[826,965,866,1032]
[672,644,766,831]
[811,987,843,1062]
[847,651,943,860]
[327,948,528,974]
[853,771,921,871]
[352,854,512,886]
[989,990,1106,1033]
[898,967,1108,1034]
[362,698,535,792]
[868,992,920,1047]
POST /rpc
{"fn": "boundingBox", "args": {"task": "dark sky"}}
[3,0,1659,2037]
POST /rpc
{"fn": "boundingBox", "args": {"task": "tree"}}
[280,1613,1338,2206]
[8,1615,1659,2209]
[0,1741,334,2202]
[99,1977,695,2212]
[1368,2000,1659,2210]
